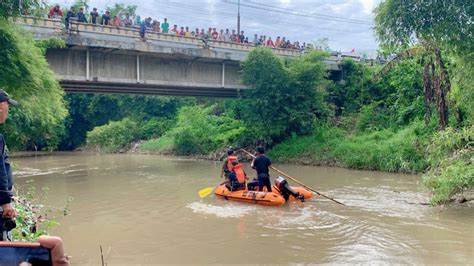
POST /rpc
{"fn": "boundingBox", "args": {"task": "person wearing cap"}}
[0,89,18,222]
[220,148,238,179]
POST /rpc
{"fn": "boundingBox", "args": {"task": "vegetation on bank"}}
[12,184,71,241]
[0,19,68,151]
[269,122,432,173]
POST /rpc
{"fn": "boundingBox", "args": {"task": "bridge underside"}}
[60,80,240,97]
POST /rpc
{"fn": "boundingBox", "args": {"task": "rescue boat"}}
[214,184,313,206]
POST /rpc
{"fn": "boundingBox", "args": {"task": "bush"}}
[139,134,174,153]
[269,121,432,173]
[423,126,474,204]
[139,117,175,140]
[86,118,139,152]
[140,105,245,155]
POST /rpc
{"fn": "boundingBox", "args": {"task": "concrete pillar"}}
[221,61,225,88]
[136,54,140,83]
[86,49,90,81]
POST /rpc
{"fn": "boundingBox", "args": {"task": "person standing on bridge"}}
[101,10,110,26]
[65,7,76,29]
[89,8,99,24]
[161,18,169,33]
[123,13,133,28]
[0,89,18,237]
[77,7,87,23]
[48,4,63,19]
[139,17,151,40]
[251,146,272,192]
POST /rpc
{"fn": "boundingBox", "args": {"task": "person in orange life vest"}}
[224,160,249,191]
[220,148,238,179]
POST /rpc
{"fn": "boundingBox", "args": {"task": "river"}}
[12,153,474,264]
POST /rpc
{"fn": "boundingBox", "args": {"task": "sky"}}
[52,0,381,55]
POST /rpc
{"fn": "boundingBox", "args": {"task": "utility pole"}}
[237,0,240,34]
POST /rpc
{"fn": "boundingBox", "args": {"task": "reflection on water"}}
[12,153,474,264]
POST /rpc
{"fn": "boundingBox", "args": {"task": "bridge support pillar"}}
[86,49,90,81]
[221,61,225,88]
[136,54,140,83]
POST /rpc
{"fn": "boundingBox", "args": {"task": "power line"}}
[244,0,373,24]
[163,1,361,35]
[222,0,373,25]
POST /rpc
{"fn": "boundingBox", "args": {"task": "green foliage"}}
[141,105,245,155]
[327,59,377,117]
[171,105,245,155]
[0,0,43,19]
[13,184,71,241]
[60,94,186,150]
[106,3,137,18]
[139,117,175,140]
[240,48,328,145]
[0,21,67,150]
[423,126,474,204]
[86,118,139,152]
[139,134,174,153]
[268,125,345,164]
[270,121,432,173]
[374,0,472,54]
[34,37,65,55]
[449,55,474,126]
[365,59,425,129]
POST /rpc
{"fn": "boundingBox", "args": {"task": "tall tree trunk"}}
[434,48,450,129]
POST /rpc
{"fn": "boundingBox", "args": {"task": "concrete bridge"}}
[17,17,347,97]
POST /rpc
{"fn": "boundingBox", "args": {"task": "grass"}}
[138,134,175,153]
[269,122,431,173]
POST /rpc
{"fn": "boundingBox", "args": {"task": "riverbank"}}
[136,122,432,173]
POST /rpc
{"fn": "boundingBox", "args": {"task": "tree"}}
[374,0,472,129]
[0,21,68,150]
[106,3,137,18]
[374,0,472,55]
[240,47,327,145]
[0,0,43,18]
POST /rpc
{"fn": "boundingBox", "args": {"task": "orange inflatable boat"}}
[214,178,314,206]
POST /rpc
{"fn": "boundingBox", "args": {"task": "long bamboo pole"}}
[240,149,345,206]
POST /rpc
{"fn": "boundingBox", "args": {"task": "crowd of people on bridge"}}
[47,4,312,50]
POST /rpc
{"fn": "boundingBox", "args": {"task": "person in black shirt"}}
[90,8,99,24]
[251,146,272,192]
[101,10,111,26]
[65,7,76,29]
[77,7,87,23]
[0,89,18,230]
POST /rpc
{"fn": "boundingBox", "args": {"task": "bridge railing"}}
[70,21,302,57]
[13,16,63,34]
[14,16,302,57]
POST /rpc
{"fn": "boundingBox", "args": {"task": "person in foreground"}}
[251,146,272,192]
[0,89,18,224]
[38,236,70,266]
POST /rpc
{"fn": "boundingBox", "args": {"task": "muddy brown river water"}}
[12,153,474,264]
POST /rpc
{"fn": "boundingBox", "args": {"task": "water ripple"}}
[187,201,257,218]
